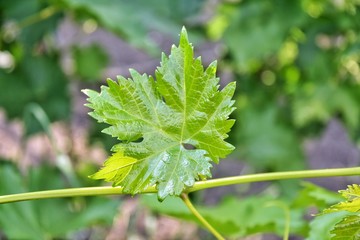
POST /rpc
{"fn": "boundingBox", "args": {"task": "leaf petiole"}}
[266,201,290,240]
[180,193,225,240]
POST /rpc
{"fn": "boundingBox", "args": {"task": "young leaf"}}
[330,214,360,239]
[317,184,360,239]
[307,212,350,240]
[83,27,236,200]
[90,151,137,185]
[322,184,360,214]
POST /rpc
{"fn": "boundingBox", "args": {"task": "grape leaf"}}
[340,184,360,201]
[90,150,137,184]
[322,184,360,214]
[307,212,350,240]
[330,214,360,239]
[317,184,360,239]
[83,27,236,200]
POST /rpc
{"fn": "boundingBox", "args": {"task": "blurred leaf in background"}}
[0,0,69,121]
[223,0,306,72]
[0,55,70,120]
[0,161,118,240]
[236,105,304,171]
[293,83,359,129]
[1,0,62,48]
[142,193,306,238]
[72,44,108,81]
[60,0,207,53]
[213,0,360,176]
[307,211,351,240]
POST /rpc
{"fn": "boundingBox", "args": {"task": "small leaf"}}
[330,214,360,239]
[339,184,360,201]
[307,212,350,240]
[317,184,360,239]
[84,27,236,200]
[90,151,137,186]
[322,184,360,214]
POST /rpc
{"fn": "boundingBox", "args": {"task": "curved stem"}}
[181,193,224,240]
[0,186,157,204]
[187,167,360,192]
[1,167,360,204]
[266,201,290,240]
[17,5,59,29]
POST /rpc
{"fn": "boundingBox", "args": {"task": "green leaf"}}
[0,54,70,120]
[198,197,305,237]
[293,84,359,129]
[315,184,360,240]
[61,0,206,53]
[307,212,350,240]
[322,184,360,214]
[340,184,360,201]
[330,214,360,239]
[0,161,117,240]
[72,44,109,81]
[84,27,236,200]
[236,105,303,171]
[1,0,62,49]
[292,182,343,208]
[223,0,305,72]
[142,194,306,237]
[90,150,137,185]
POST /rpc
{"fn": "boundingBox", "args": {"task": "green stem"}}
[187,167,360,192]
[283,205,290,240]
[181,193,224,240]
[17,5,59,29]
[266,201,290,240]
[0,167,359,204]
[0,186,157,204]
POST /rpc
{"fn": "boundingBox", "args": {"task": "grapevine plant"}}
[1,28,360,239]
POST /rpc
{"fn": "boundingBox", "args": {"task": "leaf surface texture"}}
[319,184,360,239]
[84,28,235,200]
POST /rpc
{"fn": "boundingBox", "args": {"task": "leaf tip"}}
[179,26,190,46]
[128,68,137,75]
[81,89,95,98]
[180,26,187,36]
[81,88,89,95]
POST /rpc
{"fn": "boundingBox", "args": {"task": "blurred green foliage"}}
[1,0,360,238]
[72,44,108,81]
[0,161,118,239]
[142,182,344,238]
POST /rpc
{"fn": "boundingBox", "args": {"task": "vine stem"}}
[186,166,360,193]
[266,201,290,240]
[17,5,59,29]
[180,193,225,240]
[1,167,360,204]
[0,186,156,204]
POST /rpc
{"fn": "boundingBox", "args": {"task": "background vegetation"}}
[1,0,360,239]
